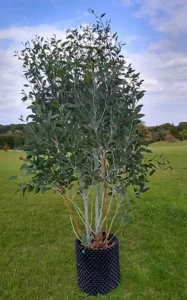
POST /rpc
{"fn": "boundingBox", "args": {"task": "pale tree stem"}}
[78,176,91,242]
[95,186,105,235]
[108,198,123,234]
[100,188,115,229]
[95,184,100,233]
[90,193,94,231]
[69,215,81,241]
[95,154,108,235]
[82,188,90,242]
[62,190,95,233]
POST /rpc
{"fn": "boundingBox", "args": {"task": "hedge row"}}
[0,134,25,149]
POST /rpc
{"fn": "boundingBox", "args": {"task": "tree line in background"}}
[137,122,187,142]
[0,124,25,150]
[0,122,187,150]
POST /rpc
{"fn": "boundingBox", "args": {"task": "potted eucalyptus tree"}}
[12,10,167,295]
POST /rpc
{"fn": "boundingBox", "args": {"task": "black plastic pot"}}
[74,234,120,295]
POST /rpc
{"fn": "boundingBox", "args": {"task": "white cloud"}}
[124,49,187,125]
[0,48,26,123]
[0,23,67,44]
[122,0,187,35]
[120,0,187,125]
[127,51,187,97]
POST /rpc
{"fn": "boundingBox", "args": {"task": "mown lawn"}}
[0,142,187,300]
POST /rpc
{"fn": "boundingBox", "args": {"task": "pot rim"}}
[75,233,119,252]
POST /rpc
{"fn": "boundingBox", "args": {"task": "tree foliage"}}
[12,11,169,247]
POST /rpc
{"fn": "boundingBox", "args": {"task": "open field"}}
[0,142,187,299]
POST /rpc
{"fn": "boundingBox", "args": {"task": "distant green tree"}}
[10,124,16,132]
[137,123,152,141]
[179,122,187,127]
[179,129,187,140]
[14,130,23,135]
[151,132,160,142]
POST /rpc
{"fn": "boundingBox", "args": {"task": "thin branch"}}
[81,188,90,242]
[69,214,81,241]
[86,184,93,199]
[59,189,81,238]
[79,176,90,242]
[89,193,94,232]
[95,186,105,234]
[104,182,108,236]
[107,197,123,235]
[57,188,95,233]
[95,184,100,232]
[100,188,115,229]
[106,217,124,246]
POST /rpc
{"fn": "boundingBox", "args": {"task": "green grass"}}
[0,142,187,299]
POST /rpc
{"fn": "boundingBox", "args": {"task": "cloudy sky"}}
[0,0,186,126]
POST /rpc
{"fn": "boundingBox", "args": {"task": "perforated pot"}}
[74,234,120,295]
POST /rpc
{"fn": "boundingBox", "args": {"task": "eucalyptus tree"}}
[13,10,166,247]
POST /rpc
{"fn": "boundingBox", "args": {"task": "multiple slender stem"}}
[60,184,124,245]
[58,155,124,246]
